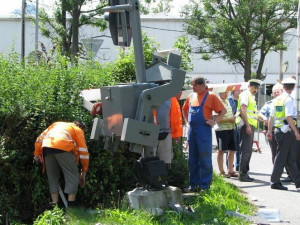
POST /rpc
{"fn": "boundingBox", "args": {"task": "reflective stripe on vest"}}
[236,91,258,128]
[273,95,296,128]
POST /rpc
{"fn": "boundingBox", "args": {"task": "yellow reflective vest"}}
[273,94,296,128]
[236,90,258,128]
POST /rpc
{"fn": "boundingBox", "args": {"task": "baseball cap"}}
[248,79,262,86]
[282,77,296,84]
[272,83,283,92]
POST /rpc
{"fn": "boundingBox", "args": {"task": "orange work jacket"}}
[153,97,183,139]
[34,122,89,172]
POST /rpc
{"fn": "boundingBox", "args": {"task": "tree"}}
[38,0,172,64]
[12,3,36,15]
[110,32,193,83]
[39,0,107,63]
[141,0,172,14]
[111,32,160,83]
[173,36,193,72]
[183,0,298,81]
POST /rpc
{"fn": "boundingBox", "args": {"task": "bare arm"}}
[215,108,227,124]
[240,104,253,135]
[217,115,235,124]
[207,108,227,126]
[267,116,274,132]
[240,104,250,127]
[258,114,267,122]
[183,109,188,124]
[267,116,274,140]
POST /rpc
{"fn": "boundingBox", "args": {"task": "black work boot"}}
[238,173,254,182]
[281,175,293,183]
[271,182,288,190]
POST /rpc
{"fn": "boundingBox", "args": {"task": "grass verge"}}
[34,173,256,225]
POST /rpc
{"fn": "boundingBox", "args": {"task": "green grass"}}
[34,173,256,225]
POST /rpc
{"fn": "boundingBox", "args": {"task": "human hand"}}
[267,131,272,140]
[295,133,300,141]
[206,119,216,127]
[259,115,267,122]
[33,156,42,164]
[230,116,236,123]
[246,126,252,135]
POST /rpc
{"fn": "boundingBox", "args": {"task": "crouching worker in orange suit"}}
[33,121,89,207]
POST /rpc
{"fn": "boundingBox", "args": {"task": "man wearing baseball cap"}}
[259,83,283,163]
[267,77,300,190]
[236,79,263,182]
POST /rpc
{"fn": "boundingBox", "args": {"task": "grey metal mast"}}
[129,0,146,83]
[297,1,300,127]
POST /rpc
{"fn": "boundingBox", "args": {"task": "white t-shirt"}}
[239,89,255,107]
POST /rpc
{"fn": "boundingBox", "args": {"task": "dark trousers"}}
[234,127,240,170]
[296,128,300,171]
[238,124,254,174]
[269,131,291,176]
[271,129,300,186]
[297,140,300,171]
[269,131,277,164]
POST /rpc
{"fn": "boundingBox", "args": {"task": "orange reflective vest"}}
[34,122,89,172]
[153,97,183,139]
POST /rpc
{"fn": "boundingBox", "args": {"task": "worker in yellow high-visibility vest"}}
[267,77,300,191]
[236,79,264,182]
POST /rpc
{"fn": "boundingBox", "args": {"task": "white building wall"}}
[0,15,297,84]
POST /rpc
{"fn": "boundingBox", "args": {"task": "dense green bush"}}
[109,33,194,83]
[0,32,192,224]
[0,54,138,224]
[109,32,160,83]
[33,206,66,225]
[167,140,189,188]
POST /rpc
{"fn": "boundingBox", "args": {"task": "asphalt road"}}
[212,131,300,225]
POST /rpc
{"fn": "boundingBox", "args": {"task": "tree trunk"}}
[71,1,80,64]
[244,45,252,81]
[256,37,267,80]
[61,0,68,56]
[256,53,266,80]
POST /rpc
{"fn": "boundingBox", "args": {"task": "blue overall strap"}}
[200,91,209,108]
[189,91,209,108]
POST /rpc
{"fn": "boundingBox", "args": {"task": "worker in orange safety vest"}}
[153,97,183,167]
[34,121,89,207]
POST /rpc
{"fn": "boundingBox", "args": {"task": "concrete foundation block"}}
[126,186,183,210]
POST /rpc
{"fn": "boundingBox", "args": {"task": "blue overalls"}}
[188,92,212,189]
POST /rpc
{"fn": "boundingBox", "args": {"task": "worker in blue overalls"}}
[183,76,226,192]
